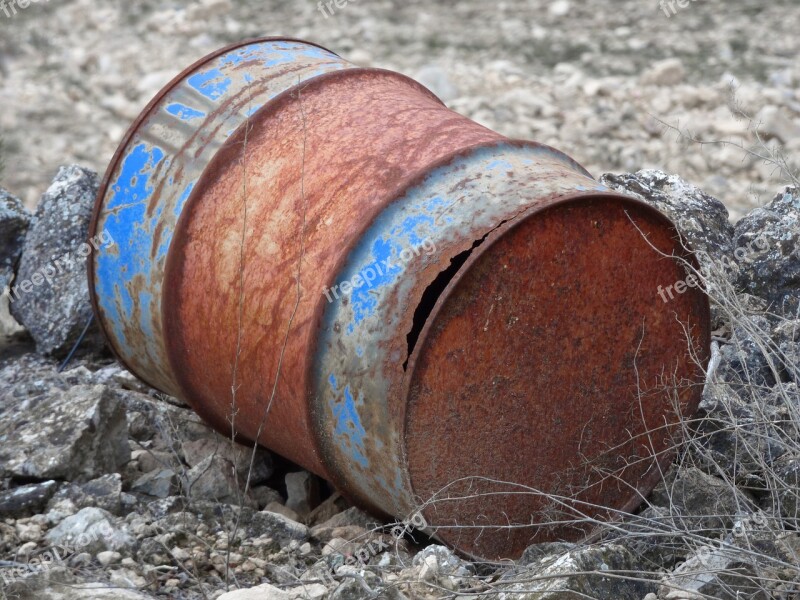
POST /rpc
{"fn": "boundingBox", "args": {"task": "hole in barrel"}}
[402,227,502,371]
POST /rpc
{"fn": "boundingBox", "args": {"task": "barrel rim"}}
[87,36,342,392]
[398,189,711,560]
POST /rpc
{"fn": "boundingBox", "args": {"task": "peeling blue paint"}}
[188,68,232,100]
[166,103,206,121]
[328,379,368,467]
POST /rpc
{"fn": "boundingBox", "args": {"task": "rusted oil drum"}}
[88,38,710,560]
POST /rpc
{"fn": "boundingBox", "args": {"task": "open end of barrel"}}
[402,194,710,561]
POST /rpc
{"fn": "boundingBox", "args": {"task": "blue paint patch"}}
[486,159,514,172]
[108,143,165,208]
[328,382,368,468]
[175,182,195,217]
[188,68,232,100]
[165,103,206,121]
[263,54,294,68]
[348,236,404,324]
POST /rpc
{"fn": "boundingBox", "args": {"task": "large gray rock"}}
[9,165,106,356]
[658,543,767,600]
[649,467,757,534]
[181,435,274,486]
[0,480,58,517]
[715,316,777,391]
[0,188,30,294]
[771,456,800,527]
[600,170,735,271]
[44,507,133,554]
[732,187,800,315]
[495,543,653,599]
[694,383,788,482]
[657,524,798,600]
[183,454,255,506]
[773,319,800,384]
[0,384,129,481]
[49,473,125,515]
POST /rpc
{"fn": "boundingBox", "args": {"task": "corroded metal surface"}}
[161,69,503,475]
[91,38,710,560]
[403,196,709,559]
[89,38,355,395]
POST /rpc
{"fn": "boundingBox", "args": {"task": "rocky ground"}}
[0,0,799,220]
[1,165,799,599]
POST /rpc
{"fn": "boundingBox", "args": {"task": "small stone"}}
[284,471,320,517]
[109,567,148,589]
[96,550,121,567]
[548,0,571,17]
[264,501,301,523]
[217,582,292,599]
[69,552,92,567]
[641,58,686,86]
[17,541,38,556]
[754,105,800,144]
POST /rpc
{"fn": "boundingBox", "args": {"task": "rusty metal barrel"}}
[88,38,710,560]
